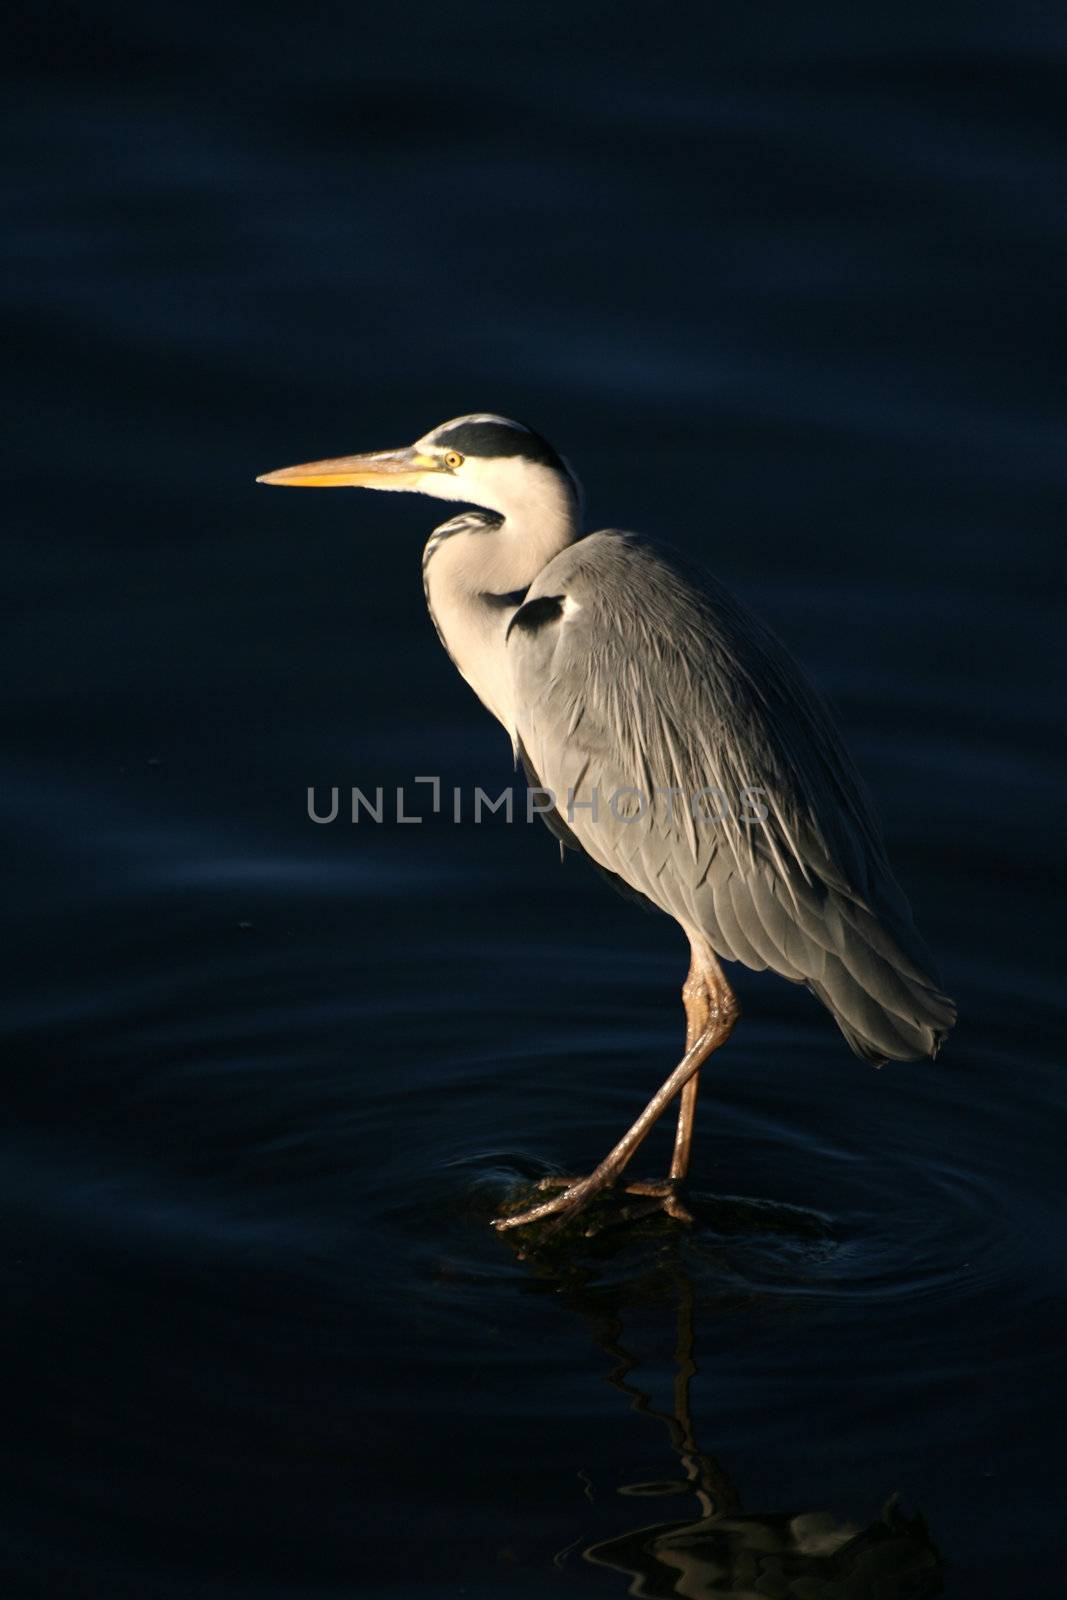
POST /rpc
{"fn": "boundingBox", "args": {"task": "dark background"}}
[4,3,1065,1596]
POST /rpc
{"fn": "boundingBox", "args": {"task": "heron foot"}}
[492,1175,693,1234]
[491,1175,598,1232]
[619,1178,695,1225]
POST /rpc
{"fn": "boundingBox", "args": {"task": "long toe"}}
[492,1177,596,1231]
[622,1178,695,1224]
[493,1175,695,1237]
[661,1190,695,1224]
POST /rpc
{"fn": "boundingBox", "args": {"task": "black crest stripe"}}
[436,420,565,471]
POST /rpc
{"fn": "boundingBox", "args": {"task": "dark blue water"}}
[5,4,1066,1595]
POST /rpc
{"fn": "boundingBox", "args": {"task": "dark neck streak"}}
[421,509,519,664]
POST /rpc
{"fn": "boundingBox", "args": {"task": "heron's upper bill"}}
[255,447,439,488]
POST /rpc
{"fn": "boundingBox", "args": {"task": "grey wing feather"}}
[508,531,956,1065]
[516,739,659,912]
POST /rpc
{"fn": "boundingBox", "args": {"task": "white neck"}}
[421,463,581,739]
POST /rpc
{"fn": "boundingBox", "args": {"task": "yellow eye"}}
[443,450,464,470]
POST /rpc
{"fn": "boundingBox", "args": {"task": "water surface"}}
[4,4,1066,1595]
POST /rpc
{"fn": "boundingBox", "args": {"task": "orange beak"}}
[256,446,438,489]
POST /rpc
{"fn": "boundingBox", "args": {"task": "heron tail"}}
[802,888,956,1066]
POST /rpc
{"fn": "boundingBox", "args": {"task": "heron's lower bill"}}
[256,447,436,488]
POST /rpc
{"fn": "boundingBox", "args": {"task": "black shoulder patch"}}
[506,594,565,641]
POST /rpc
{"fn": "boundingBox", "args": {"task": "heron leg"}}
[594,950,719,1224]
[493,947,737,1234]
[562,968,705,1223]
[669,951,711,1183]
[542,961,706,1191]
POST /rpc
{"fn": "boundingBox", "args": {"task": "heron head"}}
[257,413,582,524]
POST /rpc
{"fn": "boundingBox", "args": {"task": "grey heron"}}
[258,414,955,1233]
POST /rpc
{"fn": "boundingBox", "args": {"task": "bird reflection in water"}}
[535,1257,944,1599]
